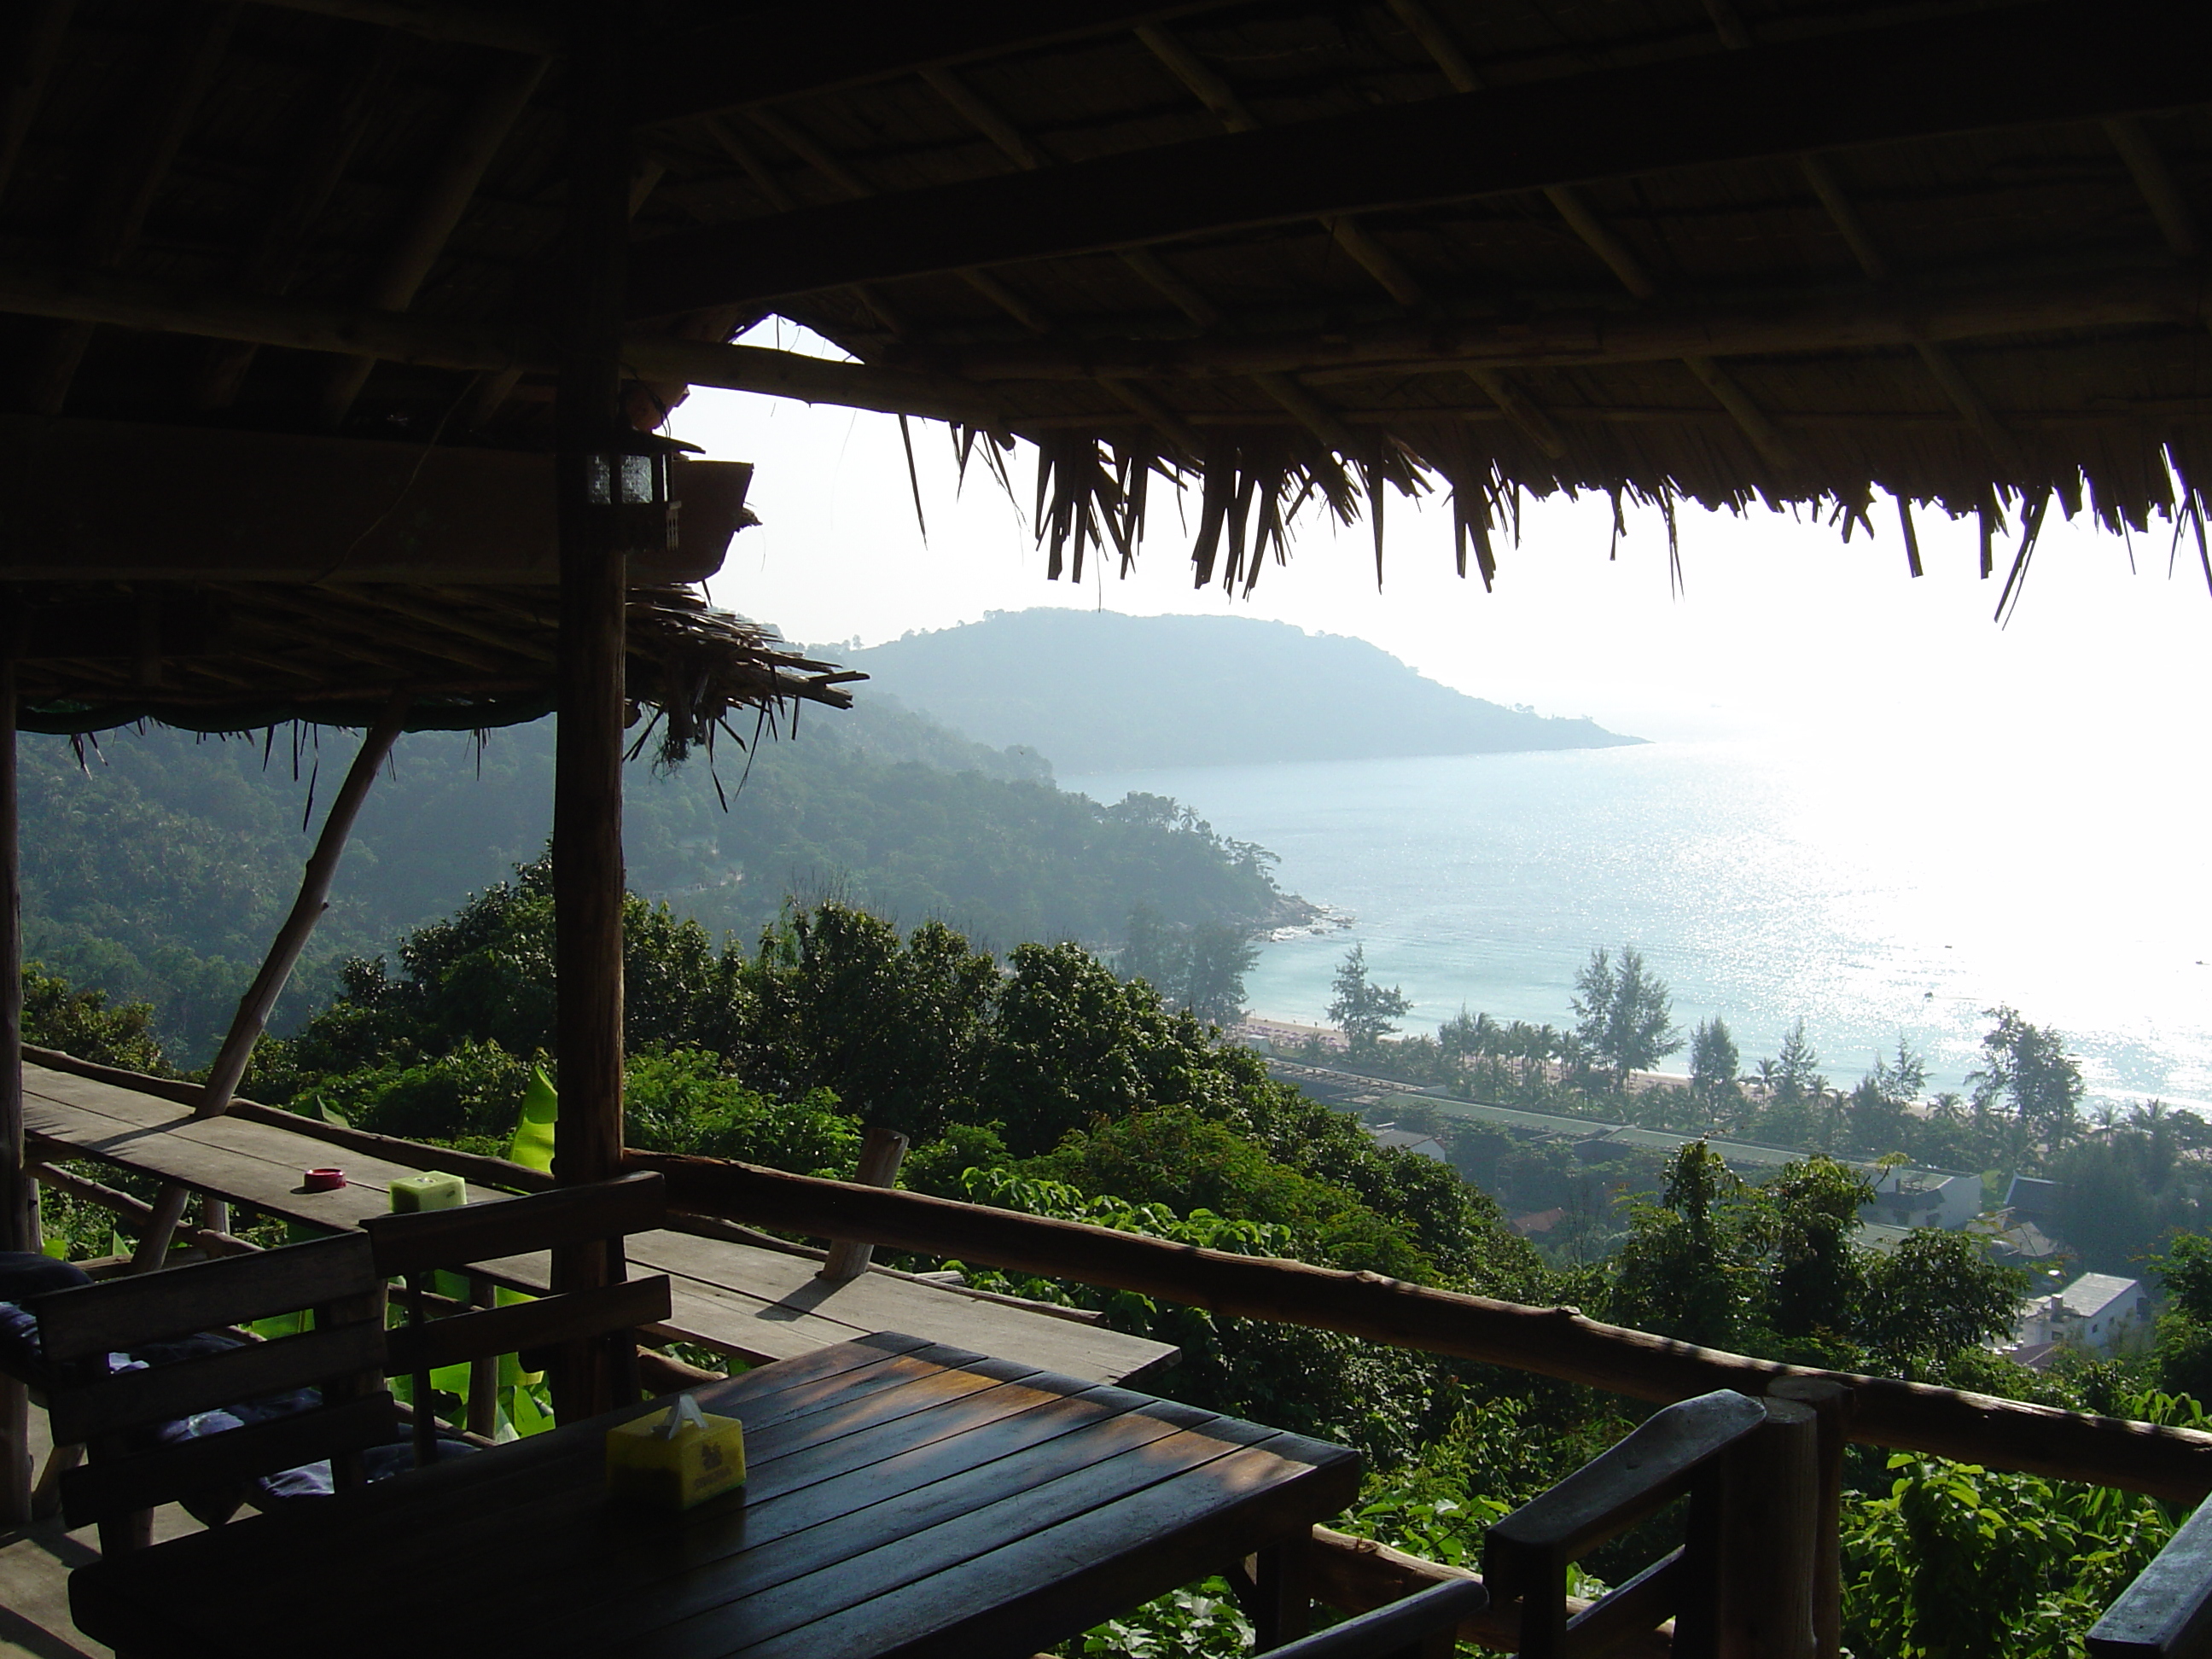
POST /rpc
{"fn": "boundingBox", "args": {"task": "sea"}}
[1065,740,2212,1114]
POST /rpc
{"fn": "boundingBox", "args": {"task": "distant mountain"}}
[833,610,1641,773]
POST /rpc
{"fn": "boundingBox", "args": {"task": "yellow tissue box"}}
[388,1171,468,1213]
[605,1397,746,1511]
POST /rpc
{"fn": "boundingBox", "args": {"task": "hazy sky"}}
[668,335,2212,754]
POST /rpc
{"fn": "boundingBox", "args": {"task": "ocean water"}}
[1065,742,2212,1113]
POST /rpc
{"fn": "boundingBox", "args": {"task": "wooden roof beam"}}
[317,52,547,425]
[1382,0,1563,457]
[2105,116,2203,260]
[625,0,2212,318]
[236,0,554,55]
[24,2,241,415]
[940,265,2210,380]
[0,0,77,203]
[633,1,1230,128]
[1798,154,2031,479]
[0,259,1004,424]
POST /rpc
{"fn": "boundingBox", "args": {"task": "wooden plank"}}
[60,1394,397,1529]
[624,1229,1179,1382]
[624,0,2212,317]
[387,1277,672,1374]
[28,1234,376,1362]
[364,1173,666,1275]
[49,1321,387,1444]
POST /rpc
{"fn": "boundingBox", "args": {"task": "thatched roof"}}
[3,0,2209,604]
[11,580,859,754]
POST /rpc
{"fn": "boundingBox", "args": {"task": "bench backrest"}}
[361,1173,672,1454]
[28,1233,393,1545]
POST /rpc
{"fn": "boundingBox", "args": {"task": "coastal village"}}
[1237,1016,2163,1369]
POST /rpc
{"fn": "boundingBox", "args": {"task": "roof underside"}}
[5,0,2211,604]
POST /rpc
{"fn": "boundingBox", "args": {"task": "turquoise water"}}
[1065,742,2212,1112]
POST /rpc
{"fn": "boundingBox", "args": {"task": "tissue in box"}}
[387,1170,468,1213]
[606,1400,747,1511]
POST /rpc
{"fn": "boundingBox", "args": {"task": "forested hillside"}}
[835,608,1640,771]
[20,693,1287,1062]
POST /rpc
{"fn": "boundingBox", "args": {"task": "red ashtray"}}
[303,1167,347,1192]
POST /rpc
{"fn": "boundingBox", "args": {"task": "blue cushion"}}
[0,1253,92,1381]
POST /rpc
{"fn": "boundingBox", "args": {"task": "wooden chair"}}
[2087,1499,2212,1659]
[360,1171,673,1461]
[25,1233,393,1555]
[1266,1580,1490,1659]
[1482,1388,1811,1659]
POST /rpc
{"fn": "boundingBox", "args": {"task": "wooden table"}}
[69,1332,1361,1659]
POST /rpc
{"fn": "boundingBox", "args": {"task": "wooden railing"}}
[620,1149,2212,1502]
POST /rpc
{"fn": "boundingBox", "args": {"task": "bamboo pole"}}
[0,652,28,1526]
[549,0,634,1423]
[621,1150,2212,1501]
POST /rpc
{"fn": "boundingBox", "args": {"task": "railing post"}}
[1715,1397,1819,1659]
[1769,1377,1854,1659]
[819,1127,910,1282]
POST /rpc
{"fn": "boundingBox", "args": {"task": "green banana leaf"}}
[507,1067,558,1173]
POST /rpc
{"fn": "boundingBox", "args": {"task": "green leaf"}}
[507,1067,558,1173]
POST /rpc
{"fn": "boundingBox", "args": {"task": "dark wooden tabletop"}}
[69,1331,1361,1659]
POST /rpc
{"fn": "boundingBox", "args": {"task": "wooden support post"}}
[1249,1529,1316,1650]
[1770,1377,1854,1659]
[1715,1398,1819,1659]
[818,1127,910,1282]
[0,651,29,1528]
[466,1272,499,1440]
[550,0,634,1425]
[198,694,411,1121]
[132,695,409,1266]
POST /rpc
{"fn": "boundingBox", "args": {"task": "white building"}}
[1863,1167,1982,1231]
[2012,1273,2147,1355]
[1366,1126,1449,1163]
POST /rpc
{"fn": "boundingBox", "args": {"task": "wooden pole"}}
[623,1150,2212,1500]
[550,0,633,1423]
[200,693,410,1119]
[0,652,30,1526]
[1715,1399,1819,1659]
[129,694,409,1260]
[818,1126,908,1282]
[1769,1377,1854,1659]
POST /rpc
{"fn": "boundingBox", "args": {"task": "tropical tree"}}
[1328,944,1411,1061]
[1570,944,1682,1090]
[1773,1020,1827,1105]
[1181,921,1260,1027]
[1688,1016,1742,1117]
[1970,1006,2086,1150]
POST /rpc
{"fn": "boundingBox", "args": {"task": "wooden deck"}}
[20,1063,1177,1385]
